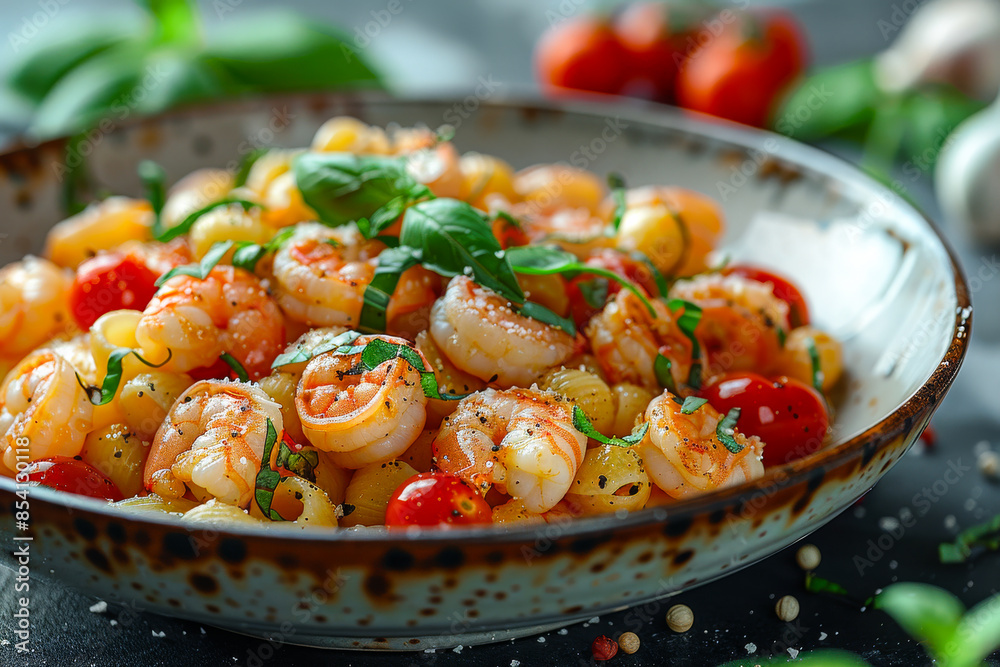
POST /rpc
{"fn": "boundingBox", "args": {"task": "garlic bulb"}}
[935,93,1000,241]
[875,0,1000,101]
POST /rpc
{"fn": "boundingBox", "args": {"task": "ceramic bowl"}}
[0,94,971,650]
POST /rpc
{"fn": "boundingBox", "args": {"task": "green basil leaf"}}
[506,245,657,318]
[875,583,965,662]
[271,330,363,369]
[155,240,233,287]
[807,337,823,393]
[679,396,707,415]
[716,651,869,667]
[234,148,268,188]
[133,52,225,117]
[777,325,787,348]
[938,514,1000,565]
[400,198,524,302]
[350,336,467,402]
[715,407,743,453]
[219,352,249,382]
[157,198,261,242]
[899,86,984,175]
[293,152,417,230]
[358,246,421,333]
[139,160,167,237]
[254,418,287,521]
[773,58,880,140]
[607,172,626,230]
[666,298,703,389]
[951,585,1000,666]
[276,445,319,484]
[571,405,648,448]
[143,0,200,46]
[230,227,295,274]
[76,347,172,405]
[518,301,576,337]
[7,21,137,103]
[577,278,609,309]
[199,11,382,92]
[654,354,676,393]
[629,251,668,298]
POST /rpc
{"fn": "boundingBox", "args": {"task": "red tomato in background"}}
[22,457,124,501]
[613,2,684,101]
[385,472,492,528]
[535,17,630,95]
[69,252,160,329]
[725,264,810,328]
[565,249,661,328]
[700,372,828,467]
[675,10,807,127]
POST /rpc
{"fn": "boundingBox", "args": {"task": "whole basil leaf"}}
[294,152,416,228]
[200,11,381,92]
[7,21,138,103]
[772,58,880,140]
[400,199,524,302]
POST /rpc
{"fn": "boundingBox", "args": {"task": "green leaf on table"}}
[200,11,381,92]
[949,589,1000,667]
[875,583,966,662]
[717,650,869,667]
[899,86,985,173]
[938,513,1000,564]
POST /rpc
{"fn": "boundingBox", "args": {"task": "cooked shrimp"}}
[0,350,94,471]
[637,390,764,499]
[519,205,614,260]
[135,265,285,381]
[271,222,383,328]
[0,256,74,358]
[406,142,464,199]
[433,387,587,513]
[144,379,283,508]
[668,273,789,381]
[586,289,693,392]
[430,275,576,388]
[295,334,429,469]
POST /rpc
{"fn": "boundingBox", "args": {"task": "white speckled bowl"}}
[0,94,971,649]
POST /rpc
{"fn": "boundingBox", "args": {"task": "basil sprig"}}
[293,152,431,236]
[715,407,743,453]
[572,405,648,448]
[666,298,704,389]
[271,330,363,369]
[76,347,172,406]
[157,198,263,243]
[506,245,657,318]
[255,418,321,522]
[139,160,167,238]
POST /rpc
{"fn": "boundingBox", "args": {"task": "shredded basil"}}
[571,405,648,448]
[139,160,167,238]
[715,407,743,453]
[157,198,263,243]
[271,330,363,369]
[219,352,249,382]
[155,240,233,287]
[807,337,823,392]
[577,277,610,310]
[666,298,703,389]
[230,227,296,274]
[233,148,268,188]
[607,172,627,230]
[254,418,287,521]
[517,300,576,337]
[654,353,677,393]
[76,348,172,406]
[357,246,420,333]
[679,396,708,415]
[353,336,467,401]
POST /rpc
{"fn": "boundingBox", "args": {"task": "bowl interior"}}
[0,95,960,460]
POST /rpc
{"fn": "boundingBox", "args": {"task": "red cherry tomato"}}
[675,10,807,127]
[69,252,160,330]
[22,457,124,501]
[535,16,630,95]
[614,2,684,101]
[700,372,828,467]
[725,264,810,328]
[385,472,492,528]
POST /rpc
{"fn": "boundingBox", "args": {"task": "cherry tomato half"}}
[725,264,810,328]
[22,457,124,501]
[69,251,160,330]
[700,372,828,467]
[385,472,492,528]
[675,10,807,128]
[535,16,630,95]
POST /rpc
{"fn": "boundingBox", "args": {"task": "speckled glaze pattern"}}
[0,95,971,650]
